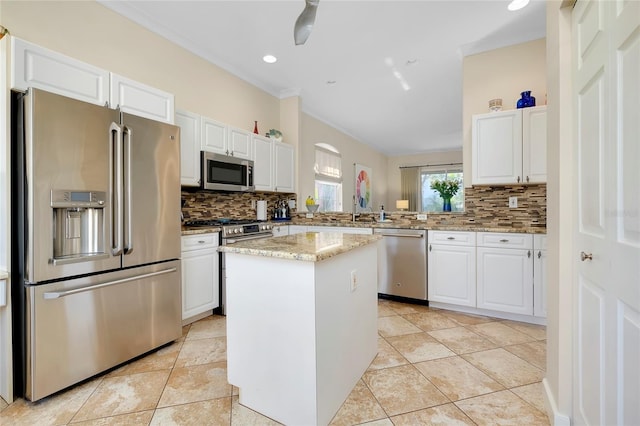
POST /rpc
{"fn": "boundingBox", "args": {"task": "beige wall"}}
[544,1,573,423]
[1,0,281,134]
[300,113,388,212]
[386,150,463,210]
[462,38,547,187]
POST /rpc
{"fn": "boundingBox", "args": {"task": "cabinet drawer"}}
[534,234,547,250]
[181,233,219,251]
[428,230,476,246]
[477,232,532,249]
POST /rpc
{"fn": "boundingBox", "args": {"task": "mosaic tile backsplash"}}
[182,184,546,230]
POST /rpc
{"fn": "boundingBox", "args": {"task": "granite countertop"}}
[181,221,545,235]
[218,232,382,262]
[181,226,222,236]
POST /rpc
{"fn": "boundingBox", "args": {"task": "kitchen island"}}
[220,232,381,425]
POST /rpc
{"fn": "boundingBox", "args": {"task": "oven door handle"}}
[224,233,273,244]
[42,268,177,299]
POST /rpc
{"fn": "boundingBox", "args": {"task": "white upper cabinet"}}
[201,117,228,154]
[252,134,274,191]
[11,37,109,106]
[11,37,175,124]
[175,109,201,187]
[274,141,295,192]
[472,106,547,185]
[110,73,175,124]
[522,106,547,184]
[251,135,295,193]
[228,127,252,159]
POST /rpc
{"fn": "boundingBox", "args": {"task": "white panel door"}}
[201,117,227,154]
[228,127,252,159]
[573,1,640,425]
[110,73,174,123]
[274,141,295,192]
[428,244,476,307]
[175,110,201,187]
[11,37,109,106]
[522,106,547,183]
[476,247,533,315]
[472,109,523,184]
[252,134,274,191]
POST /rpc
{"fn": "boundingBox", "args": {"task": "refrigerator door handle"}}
[123,125,134,255]
[42,267,177,299]
[110,122,123,256]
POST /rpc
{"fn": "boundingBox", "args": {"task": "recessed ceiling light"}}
[262,55,277,64]
[508,0,530,11]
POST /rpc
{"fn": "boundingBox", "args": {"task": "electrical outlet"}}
[350,269,358,292]
[417,214,427,221]
[251,200,256,209]
[509,196,518,208]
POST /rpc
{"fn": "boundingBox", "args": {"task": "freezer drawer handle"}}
[378,233,424,238]
[42,267,177,300]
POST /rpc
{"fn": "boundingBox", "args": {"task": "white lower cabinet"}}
[476,232,534,316]
[272,225,289,237]
[181,233,219,323]
[533,234,547,317]
[428,231,476,307]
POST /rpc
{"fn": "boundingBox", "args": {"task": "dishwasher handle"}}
[376,232,424,238]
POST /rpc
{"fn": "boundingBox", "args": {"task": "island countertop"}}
[218,231,382,262]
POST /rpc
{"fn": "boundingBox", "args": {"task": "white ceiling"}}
[99,0,546,156]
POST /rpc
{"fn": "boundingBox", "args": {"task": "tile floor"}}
[0,299,549,425]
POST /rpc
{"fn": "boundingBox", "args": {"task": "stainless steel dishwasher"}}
[374,228,427,300]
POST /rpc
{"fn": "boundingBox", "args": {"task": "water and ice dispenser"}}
[51,190,106,262]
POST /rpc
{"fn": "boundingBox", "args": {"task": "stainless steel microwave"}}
[201,152,254,192]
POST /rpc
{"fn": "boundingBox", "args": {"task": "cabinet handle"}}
[198,240,205,244]
[527,250,531,258]
[429,244,432,252]
[526,176,530,183]
[580,251,593,261]
[517,176,521,183]
[537,250,542,259]
[499,239,509,243]
[447,237,455,240]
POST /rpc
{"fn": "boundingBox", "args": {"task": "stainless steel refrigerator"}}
[11,88,182,401]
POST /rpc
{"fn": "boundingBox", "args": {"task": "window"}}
[420,167,464,212]
[314,144,343,211]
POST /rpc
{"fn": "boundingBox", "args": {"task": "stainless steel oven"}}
[201,152,254,192]
[183,219,274,314]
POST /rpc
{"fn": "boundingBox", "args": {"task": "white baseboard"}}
[542,378,571,426]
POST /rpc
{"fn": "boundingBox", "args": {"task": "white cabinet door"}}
[522,106,547,183]
[288,225,307,235]
[11,37,109,106]
[272,225,289,237]
[472,109,523,185]
[110,73,174,124]
[181,234,219,322]
[274,141,295,192]
[175,109,201,187]
[228,127,252,159]
[201,117,227,154]
[476,246,533,315]
[533,234,547,318]
[428,244,476,307]
[252,134,274,191]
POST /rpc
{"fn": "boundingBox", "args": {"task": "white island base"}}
[224,233,379,425]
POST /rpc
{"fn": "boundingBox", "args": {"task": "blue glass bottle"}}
[517,91,536,108]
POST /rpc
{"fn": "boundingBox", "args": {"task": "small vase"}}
[442,197,452,212]
[253,121,259,134]
[517,91,536,109]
